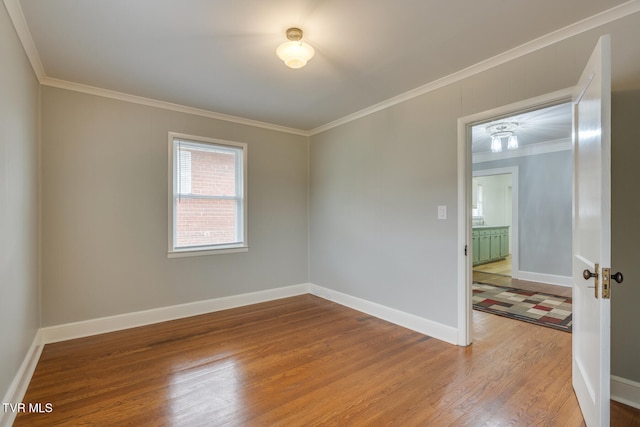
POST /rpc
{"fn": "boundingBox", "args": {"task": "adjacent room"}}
[2,1,640,425]
[470,103,574,332]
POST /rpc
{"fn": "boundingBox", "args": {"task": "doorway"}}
[471,169,517,285]
[456,89,574,345]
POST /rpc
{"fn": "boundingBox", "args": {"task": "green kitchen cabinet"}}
[472,226,509,266]
[477,229,491,264]
[490,229,501,260]
[499,228,509,258]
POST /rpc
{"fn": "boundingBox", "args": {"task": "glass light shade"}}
[490,136,502,153]
[276,41,315,69]
[507,134,518,150]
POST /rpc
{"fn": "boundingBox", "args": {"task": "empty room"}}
[2,1,640,425]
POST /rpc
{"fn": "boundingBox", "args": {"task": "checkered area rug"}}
[472,283,572,332]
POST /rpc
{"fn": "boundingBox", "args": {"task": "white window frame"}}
[168,132,248,257]
[472,183,483,217]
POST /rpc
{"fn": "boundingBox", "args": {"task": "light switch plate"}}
[437,205,447,220]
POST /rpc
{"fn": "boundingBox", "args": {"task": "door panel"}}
[572,35,612,427]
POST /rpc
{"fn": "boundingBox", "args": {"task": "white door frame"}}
[456,87,574,346]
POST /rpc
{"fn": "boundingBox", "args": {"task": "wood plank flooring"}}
[13,294,639,426]
[473,270,573,298]
[474,255,514,276]
[473,256,572,298]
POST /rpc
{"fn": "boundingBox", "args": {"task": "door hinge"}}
[464,245,468,256]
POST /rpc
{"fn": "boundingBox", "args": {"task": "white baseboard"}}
[611,375,640,410]
[4,281,458,427]
[309,284,458,345]
[517,271,572,287]
[38,281,459,346]
[6,283,634,427]
[39,282,459,346]
[39,284,310,344]
[0,332,44,427]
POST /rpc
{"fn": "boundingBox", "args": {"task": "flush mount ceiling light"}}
[276,27,315,69]
[486,122,519,153]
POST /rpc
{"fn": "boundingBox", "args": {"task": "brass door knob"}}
[583,269,597,280]
[611,272,624,283]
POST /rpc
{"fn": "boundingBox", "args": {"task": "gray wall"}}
[4,1,640,401]
[474,150,573,277]
[40,87,309,326]
[611,90,640,383]
[310,87,461,326]
[309,13,640,331]
[0,2,40,401]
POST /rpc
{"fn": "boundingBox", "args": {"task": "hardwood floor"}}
[473,270,573,298]
[474,255,513,276]
[612,400,640,426]
[473,256,572,298]
[13,295,639,425]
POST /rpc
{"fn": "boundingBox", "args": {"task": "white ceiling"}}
[471,102,572,153]
[10,0,636,132]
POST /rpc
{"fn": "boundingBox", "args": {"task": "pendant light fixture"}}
[486,122,519,153]
[276,27,315,69]
[490,135,503,153]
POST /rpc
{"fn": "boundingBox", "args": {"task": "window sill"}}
[168,246,248,258]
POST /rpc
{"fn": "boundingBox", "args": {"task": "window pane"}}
[177,143,240,197]
[177,150,192,195]
[175,198,240,248]
[171,135,246,253]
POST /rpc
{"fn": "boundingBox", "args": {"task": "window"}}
[472,183,484,218]
[168,133,247,256]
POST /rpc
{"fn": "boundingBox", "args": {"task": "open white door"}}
[572,35,613,427]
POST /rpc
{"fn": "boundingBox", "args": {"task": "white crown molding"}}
[472,137,573,163]
[3,0,46,80]
[309,0,640,135]
[5,0,640,137]
[2,0,309,137]
[2,0,308,137]
[42,77,310,137]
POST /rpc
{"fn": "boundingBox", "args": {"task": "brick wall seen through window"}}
[170,134,246,254]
